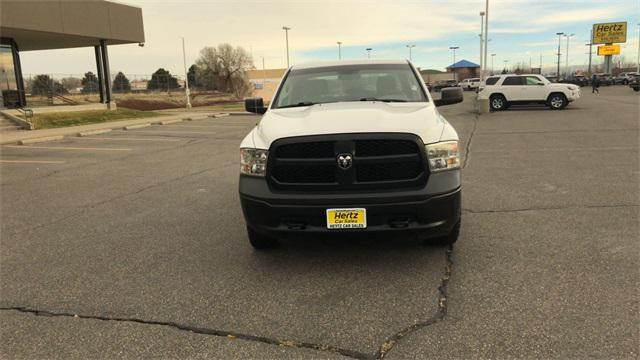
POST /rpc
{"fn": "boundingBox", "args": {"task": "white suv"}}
[240,60,463,249]
[458,78,480,91]
[478,74,580,111]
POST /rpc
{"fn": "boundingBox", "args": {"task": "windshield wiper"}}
[277,102,316,109]
[359,97,407,103]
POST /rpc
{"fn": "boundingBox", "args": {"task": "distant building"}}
[420,69,454,85]
[446,60,480,81]
[0,0,145,109]
[246,68,286,102]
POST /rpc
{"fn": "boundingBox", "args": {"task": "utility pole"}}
[479,11,485,81]
[637,23,640,73]
[406,44,416,61]
[564,33,575,77]
[337,41,342,60]
[180,37,191,109]
[539,53,543,73]
[282,26,291,68]
[366,48,372,59]
[556,32,564,77]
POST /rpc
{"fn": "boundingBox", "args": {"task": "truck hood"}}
[251,102,450,149]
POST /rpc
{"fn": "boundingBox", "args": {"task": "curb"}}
[18,135,64,145]
[123,123,151,130]
[77,129,112,137]
[159,119,183,125]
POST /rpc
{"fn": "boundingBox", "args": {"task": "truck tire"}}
[247,227,278,249]
[548,93,568,110]
[489,94,507,111]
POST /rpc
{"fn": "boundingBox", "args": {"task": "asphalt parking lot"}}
[1,86,638,359]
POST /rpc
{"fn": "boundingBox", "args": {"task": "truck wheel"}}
[429,221,460,246]
[489,95,507,111]
[247,227,278,249]
[548,93,567,110]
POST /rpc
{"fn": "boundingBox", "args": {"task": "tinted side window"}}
[485,77,499,85]
[503,76,522,85]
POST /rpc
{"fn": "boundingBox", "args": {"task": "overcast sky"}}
[19,0,640,79]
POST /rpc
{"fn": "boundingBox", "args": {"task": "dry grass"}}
[33,109,164,129]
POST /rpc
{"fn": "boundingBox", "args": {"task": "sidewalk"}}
[0,112,230,145]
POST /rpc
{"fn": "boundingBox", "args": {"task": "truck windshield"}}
[272,64,428,109]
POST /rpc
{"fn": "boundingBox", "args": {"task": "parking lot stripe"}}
[77,137,182,142]
[0,159,66,164]
[3,145,132,152]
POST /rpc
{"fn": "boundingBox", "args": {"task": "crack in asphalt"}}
[0,246,455,360]
[375,246,454,359]
[463,203,639,214]
[462,113,479,170]
[0,306,370,359]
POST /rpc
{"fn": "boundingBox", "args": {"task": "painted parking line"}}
[3,145,132,152]
[77,137,183,142]
[0,159,66,164]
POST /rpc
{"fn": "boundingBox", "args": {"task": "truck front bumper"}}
[239,170,461,240]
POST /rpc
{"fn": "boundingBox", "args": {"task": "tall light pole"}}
[282,26,291,68]
[449,46,459,80]
[564,33,575,77]
[503,59,509,73]
[479,11,485,81]
[483,0,489,77]
[406,44,416,61]
[491,53,496,75]
[366,48,372,59]
[586,37,593,74]
[636,23,640,73]
[180,37,191,109]
[556,32,564,77]
[337,41,342,60]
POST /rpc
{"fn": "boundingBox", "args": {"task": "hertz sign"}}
[592,22,627,44]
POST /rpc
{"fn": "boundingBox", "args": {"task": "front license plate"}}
[326,208,367,229]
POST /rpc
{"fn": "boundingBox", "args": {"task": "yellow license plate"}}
[326,208,367,229]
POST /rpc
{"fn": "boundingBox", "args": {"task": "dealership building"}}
[0,0,144,109]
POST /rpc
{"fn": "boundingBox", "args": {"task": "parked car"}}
[478,74,581,111]
[595,73,614,86]
[563,75,589,87]
[615,72,639,85]
[432,79,459,92]
[458,78,481,91]
[629,74,640,91]
[240,60,463,249]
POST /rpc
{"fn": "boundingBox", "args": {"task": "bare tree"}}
[195,43,254,98]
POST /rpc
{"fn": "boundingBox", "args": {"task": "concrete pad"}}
[17,135,64,145]
[76,129,112,137]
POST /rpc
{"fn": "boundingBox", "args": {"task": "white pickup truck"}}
[239,60,464,249]
[478,74,580,111]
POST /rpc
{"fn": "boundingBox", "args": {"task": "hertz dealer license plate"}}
[326,208,367,229]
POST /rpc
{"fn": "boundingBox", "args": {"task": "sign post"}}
[592,22,627,73]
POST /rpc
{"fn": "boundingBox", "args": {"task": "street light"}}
[406,44,416,61]
[337,41,342,60]
[282,26,291,68]
[503,59,509,73]
[556,32,564,78]
[491,53,496,74]
[563,33,575,77]
[180,37,191,109]
[366,48,372,59]
[637,23,640,73]
[483,0,489,77]
[479,11,485,81]
[449,46,459,80]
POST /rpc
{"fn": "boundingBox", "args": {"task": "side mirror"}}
[245,97,267,114]
[434,87,463,107]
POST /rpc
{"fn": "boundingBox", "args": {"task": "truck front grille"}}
[268,134,428,191]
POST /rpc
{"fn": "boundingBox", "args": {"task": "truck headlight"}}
[426,141,460,172]
[240,148,268,176]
